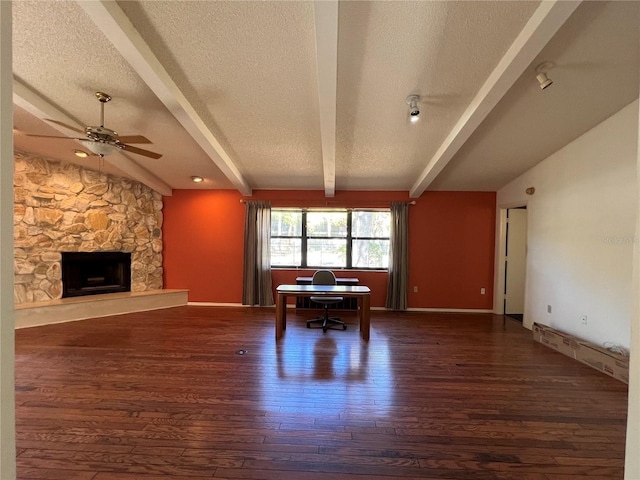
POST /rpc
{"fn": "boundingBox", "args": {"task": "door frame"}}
[494,202,528,320]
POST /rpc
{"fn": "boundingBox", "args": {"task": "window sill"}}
[271,267,388,273]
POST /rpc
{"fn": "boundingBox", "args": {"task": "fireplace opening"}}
[61,251,131,298]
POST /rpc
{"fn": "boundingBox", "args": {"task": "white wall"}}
[624,96,639,479]
[496,100,638,349]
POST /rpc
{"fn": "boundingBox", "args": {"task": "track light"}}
[535,62,555,90]
[405,95,421,123]
[536,72,553,90]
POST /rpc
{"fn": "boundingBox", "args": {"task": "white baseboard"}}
[15,289,189,329]
[404,307,494,313]
[187,302,302,309]
[187,303,492,314]
[187,302,248,307]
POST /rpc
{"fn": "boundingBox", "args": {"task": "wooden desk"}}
[275,284,371,341]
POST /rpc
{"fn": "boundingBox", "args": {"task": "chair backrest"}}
[312,269,337,286]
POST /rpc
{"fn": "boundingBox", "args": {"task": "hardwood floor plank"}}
[15,468,98,480]
[213,468,446,480]
[93,475,211,480]
[17,449,227,475]
[15,307,628,479]
[16,441,133,454]
[235,458,556,479]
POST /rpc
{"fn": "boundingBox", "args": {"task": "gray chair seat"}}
[307,270,347,332]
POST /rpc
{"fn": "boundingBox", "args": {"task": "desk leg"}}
[360,294,370,341]
[276,293,287,340]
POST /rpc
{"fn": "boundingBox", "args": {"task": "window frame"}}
[270,208,390,270]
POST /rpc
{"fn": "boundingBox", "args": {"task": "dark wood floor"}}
[15,306,628,479]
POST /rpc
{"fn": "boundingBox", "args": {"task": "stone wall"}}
[13,151,163,303]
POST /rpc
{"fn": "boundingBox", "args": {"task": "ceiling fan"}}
[25,91,162,159]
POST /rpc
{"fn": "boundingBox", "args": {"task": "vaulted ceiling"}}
[11,1,639,198]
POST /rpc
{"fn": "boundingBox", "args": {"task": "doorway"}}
[503,207,527,322]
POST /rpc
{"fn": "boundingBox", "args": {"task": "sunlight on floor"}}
[261,318,394,416]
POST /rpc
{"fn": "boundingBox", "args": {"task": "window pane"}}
[307,239,346,267]
[271,210,302,236]
[352,211,390,238]
[353,239,389,268]
[270,238,301,266]
[307,211,347,237]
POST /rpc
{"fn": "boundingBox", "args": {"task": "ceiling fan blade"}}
[117,135,152,144]
[45,119,85,134]
[23,134,81,140]
[121,144,162,159]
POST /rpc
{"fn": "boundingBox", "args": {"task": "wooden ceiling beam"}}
[313,0,339,197]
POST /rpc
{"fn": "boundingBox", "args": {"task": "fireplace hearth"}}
[61,252,132,298]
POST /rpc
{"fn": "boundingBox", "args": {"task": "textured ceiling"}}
[11,1,639,197]
[334,1,539,190]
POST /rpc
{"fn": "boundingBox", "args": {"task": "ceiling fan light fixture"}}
[79,139,121,157]
[23,92,162,160]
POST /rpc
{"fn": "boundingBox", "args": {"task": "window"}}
[352,210,390,269]
[270,208,390,269]
[271,210,302,266]
[306,211,347,267]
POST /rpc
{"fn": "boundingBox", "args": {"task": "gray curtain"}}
[386,201,409,310]
[242,201,274,306]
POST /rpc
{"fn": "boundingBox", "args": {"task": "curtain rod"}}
[240,199,416,206]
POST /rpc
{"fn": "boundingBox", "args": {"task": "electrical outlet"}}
[547,305,552,314]
[480,288,486,295]
[581,315,588,325]
[413,286,418,293]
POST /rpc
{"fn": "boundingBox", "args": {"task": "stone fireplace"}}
[14,151,163,304]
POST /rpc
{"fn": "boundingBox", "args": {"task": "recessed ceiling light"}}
[73,150,89,158]
[191,176,204,183]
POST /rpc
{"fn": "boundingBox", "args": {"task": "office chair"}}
[307,269,347,332]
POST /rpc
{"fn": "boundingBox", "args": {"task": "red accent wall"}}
[163,190,496,309]
[408,191,496,309]
[163,189,245,303]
